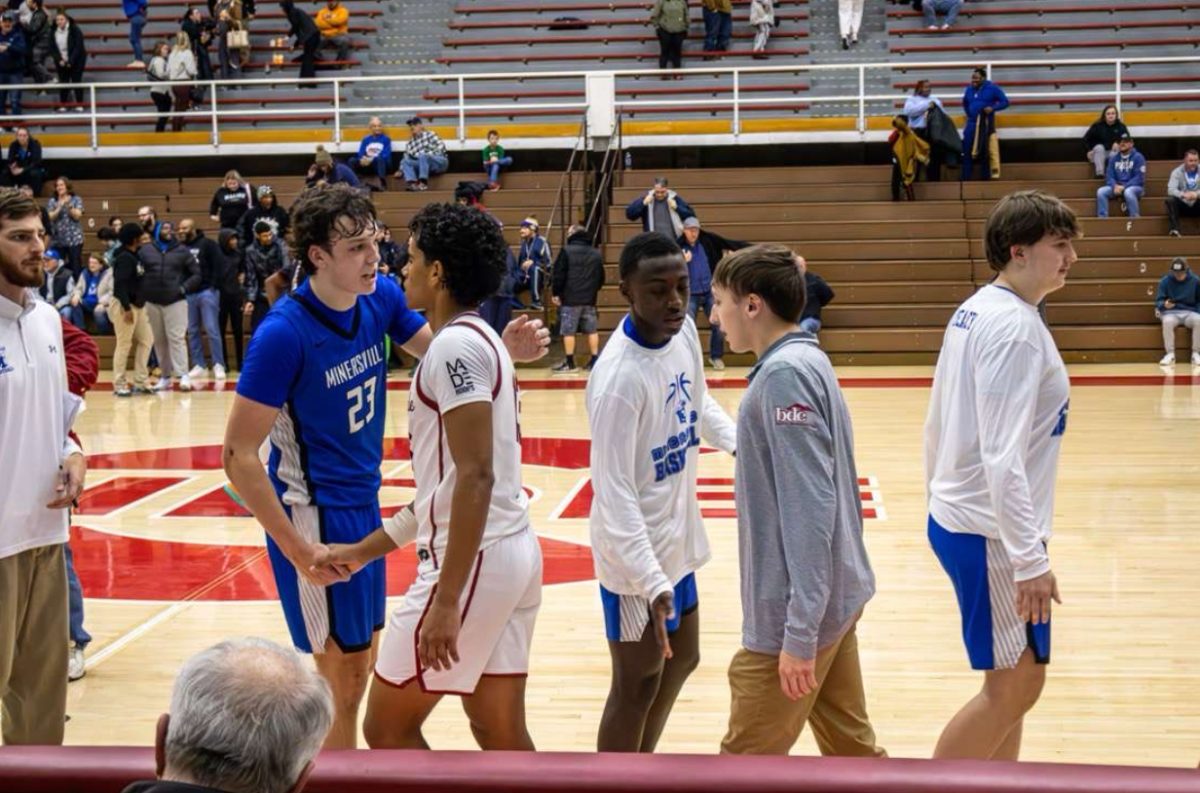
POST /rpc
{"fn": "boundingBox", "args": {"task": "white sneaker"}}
[710,357,726,371]
[154,377,172,391]
[179,375,193,392]
[213,363,227,379]
[68,646,85,682]
[188,365,207,379]
[1159,353,1175,366]
[1192,352,1200,367]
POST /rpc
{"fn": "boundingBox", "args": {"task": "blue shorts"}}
[267,502,386,654]
[600,573,698,643]
[928,515,1050,671]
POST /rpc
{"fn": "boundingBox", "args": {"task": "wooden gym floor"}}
[62,363,1200,767]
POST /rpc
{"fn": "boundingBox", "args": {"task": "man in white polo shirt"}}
[0,187,86,745]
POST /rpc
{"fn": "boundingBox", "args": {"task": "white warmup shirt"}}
[587,315,737,602]
[408,313,528,567]
[924,284,1070,581]
[0,291,78,559]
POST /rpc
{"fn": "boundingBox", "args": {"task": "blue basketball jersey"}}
[237,277,426,508]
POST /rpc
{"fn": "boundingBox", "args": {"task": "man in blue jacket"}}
[1156,257,1200,367]
[961,68,1008,182]
[1097,133,1147,218]
[625,177,695,238]
[353,116,393,190]
[0,12,27,121]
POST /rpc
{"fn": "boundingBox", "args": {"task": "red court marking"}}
[71,525,594,601]
[88,445,226,470]
[76,477,187,515]
[702,508,737,519]
[166,486,252,518]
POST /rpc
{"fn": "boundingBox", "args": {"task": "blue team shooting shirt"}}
[236,277,427,508]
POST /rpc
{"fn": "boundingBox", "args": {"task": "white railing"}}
[13,55,1200,156]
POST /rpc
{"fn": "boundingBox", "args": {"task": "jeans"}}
[65,542,91,650]
[512,264,543,307]
[799,317,822,334]
[960,123,991,181]
[129,13,147,62]
[486,156,513,184]
[1097,185,1143,218]
[689,291,725,360]
[0,71,23,116]
[401,153,449,182]
[702,8,732,51]
[187,288,225,369]
[923,0,962,27]
[66,302,112,334]
[319,34,352,63]
[479,294,513,337]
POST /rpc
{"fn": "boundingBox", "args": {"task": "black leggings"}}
[218,291,245,369]
[151,92,172,133]
[56,62,85,105]
[656,29,684,69]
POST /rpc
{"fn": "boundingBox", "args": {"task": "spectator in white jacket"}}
[750,0,774,55]
[166,31,196,132]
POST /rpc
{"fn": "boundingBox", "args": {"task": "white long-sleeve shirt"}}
[924,284,1069,581]
[904,94,943,130]
[0,291,75,559]
[587,315,737,601]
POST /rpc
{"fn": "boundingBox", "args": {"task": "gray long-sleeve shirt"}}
[736,332,875,660]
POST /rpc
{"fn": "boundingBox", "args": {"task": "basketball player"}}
[587,231,736,752]
[924,190,1079,760]
[709,245,885,758]
[222,185,547,750]
[317,202,541,750]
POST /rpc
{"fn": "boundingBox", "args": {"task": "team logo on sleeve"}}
[775,403,815,425]
[447,358,476,395]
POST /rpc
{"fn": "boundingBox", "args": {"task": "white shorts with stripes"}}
[375,527,542,695]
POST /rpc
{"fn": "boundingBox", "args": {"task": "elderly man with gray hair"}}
[625,176,695,238]
[121,637,333,793]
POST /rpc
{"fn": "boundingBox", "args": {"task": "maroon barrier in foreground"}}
[1,747,1199,793]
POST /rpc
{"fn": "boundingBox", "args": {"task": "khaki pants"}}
[111,304,153,389]
[0,544,68,745]
[721,624,885,756]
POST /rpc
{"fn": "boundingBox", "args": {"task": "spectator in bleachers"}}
[123,0,147,68]
[167,31,198,131]
[65,252,112,333]
[146,40,173,132]
[214,226,244,369]
[209,170,254,231]
[481,129,512,191]
[889,115,929,202]
[749,0,774,57]
[399,115,447,191]
[51,9,86,111]
[179,218,227,380]
[550,223,603,373]
[214,0,249,82]
[0,11,27,122]
[1156,257,1200,367]
[1166,148,1200,238]
[97,225,118,265]
[625,176,695,237]
[377,223,401,271]
[280,0,319,82]
[111,219,153,396]
[314,0,350,66]
[1082,105,1128,180]
[243,217,286,330]
[961,67,1008,181]
[22,0,53,86]
[37,246,71,312]
[650,0,687,71]
[678,215,747,369]
[240,184,288,241]
[306,144,361,189]
[47,176,83,275]
[118,637,333,793]
[18,182,49,232]
[3,126,44,194]
[923,0,962,30]
[140,220,201,391]
[799,268,834,335]
[181,7,215,95]
[1096,132,1146,219]
[903,80,945,181]
[839,0,864,48]
[513,215,550,309]
[16,0,33,28]
[138,204,160,239]
[701,0,731,54]
[353,116,393,190]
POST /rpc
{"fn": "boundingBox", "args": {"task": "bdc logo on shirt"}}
[446,358,475,396]
[775,403,815,426]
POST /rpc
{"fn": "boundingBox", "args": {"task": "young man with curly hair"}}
[321,202,542,750]
[222,185,547,750]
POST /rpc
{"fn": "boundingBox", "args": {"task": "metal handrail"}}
[585,113,624,247]
[545,115,589,253]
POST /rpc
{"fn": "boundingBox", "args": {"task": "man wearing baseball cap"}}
[398,116,448,192]
[1156,257,1200,367]
[1096,132,1146,219]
